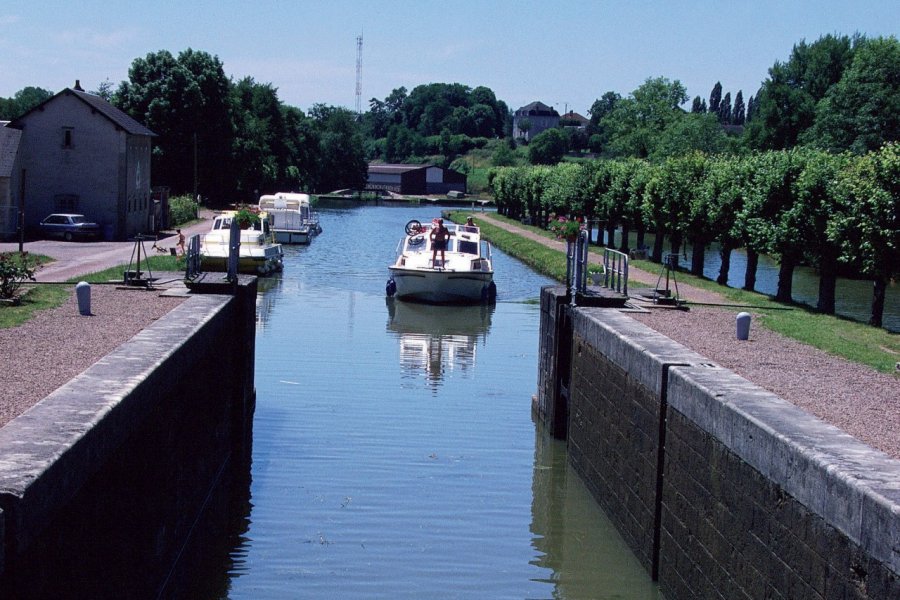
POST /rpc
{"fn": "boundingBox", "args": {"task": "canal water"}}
[225,206,662,598]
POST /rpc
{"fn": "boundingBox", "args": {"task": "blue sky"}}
[1,1,898,116]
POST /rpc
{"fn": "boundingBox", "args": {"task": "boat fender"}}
[481,281,497,304]
[386,278,397,297]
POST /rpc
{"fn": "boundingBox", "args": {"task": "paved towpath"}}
[0,212,214,282]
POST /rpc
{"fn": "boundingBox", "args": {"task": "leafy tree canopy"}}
[0,86,53,120]
[802,36,900,154]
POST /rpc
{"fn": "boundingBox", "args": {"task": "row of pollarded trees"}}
[488,144,899,328]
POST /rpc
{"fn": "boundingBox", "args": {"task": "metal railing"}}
[603,248,629,296]
[565,230,629,298]
[184,234,202,280]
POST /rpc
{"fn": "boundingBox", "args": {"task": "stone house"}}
[512,101,560,142]
[0,124,22,240]
[6,81,156,240]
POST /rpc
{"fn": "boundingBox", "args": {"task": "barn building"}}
[366,164,466,195]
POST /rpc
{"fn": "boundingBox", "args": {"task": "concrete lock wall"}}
[0,277,257,595]
[536,287,900,599]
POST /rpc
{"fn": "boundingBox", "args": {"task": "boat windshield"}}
[458,240,478,255]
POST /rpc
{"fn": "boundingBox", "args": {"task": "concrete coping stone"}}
[668,364,900,576]
[572,307,710,394]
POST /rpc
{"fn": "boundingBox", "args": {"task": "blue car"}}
[39,213,101,241]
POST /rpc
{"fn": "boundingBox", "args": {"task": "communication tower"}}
[355,33,363,115]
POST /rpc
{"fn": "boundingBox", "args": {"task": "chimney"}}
[73,80,84,92]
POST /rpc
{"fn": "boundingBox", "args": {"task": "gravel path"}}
[476,213,900,459]
[0,286,185,427]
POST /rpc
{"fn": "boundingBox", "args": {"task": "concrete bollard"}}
[76,281,91,316]
[736,311,751,340]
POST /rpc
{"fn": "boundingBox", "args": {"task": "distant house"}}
[512,101,560,141]
[6,81,156,240]
[560,111,590,129]
[0,124,22,240]
[366,164,466,195]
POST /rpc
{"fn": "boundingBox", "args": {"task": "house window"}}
[62,127,74,149]
[53,194,79,212]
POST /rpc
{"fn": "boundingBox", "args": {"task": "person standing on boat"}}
[430,218,449,267]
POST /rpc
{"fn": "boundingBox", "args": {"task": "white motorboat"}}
[200,210,284,275]
[386,217,496,304]
[258,192,321,244]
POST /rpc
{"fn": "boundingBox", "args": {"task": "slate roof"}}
[368,163,431,174]
[9,88,156,137]
[0,126,22,178]
[515,101,559,117]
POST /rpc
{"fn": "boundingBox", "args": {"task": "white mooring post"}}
[75,281,91,316]
[736,311,751,340]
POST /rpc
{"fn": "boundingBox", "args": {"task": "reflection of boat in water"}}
[200,210,284,275]
[386,299,494,387]
[258,192,321,244]
[386,218,496,304]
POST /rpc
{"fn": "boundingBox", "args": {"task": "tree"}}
[791,150,850,314]
[740,150,806,300]
[732,91,746,125]
[690,96,704,114]
[231,77,292,200]
[802,36,900,154]
[309,104,368,193]
[601,77,688,159]
[528,128,567,165]
[651,113,728,161]
[702,155,752,284]
[115,49,237,203]
[708,82,722,115]
[744,34,857,150]
[0,86,53,120]
[717,92,732,124]
[832,144,900,327]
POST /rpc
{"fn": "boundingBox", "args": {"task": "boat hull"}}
[274,229,311,244]
[388,267,494,304]
[200,245,284,275]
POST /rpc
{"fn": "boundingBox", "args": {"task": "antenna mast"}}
[355,33,363,115]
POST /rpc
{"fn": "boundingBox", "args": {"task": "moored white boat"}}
[200,210,284,275]
[386,217,496,304]
[258,192,321,244]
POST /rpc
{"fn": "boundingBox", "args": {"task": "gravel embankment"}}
[629,305,900,459]
[0,286,185,427]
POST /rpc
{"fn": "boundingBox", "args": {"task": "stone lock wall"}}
[536,287,900,599]
[0,277,258,596]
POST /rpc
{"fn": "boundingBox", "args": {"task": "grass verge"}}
[67,255,186,283]
[447,210,900,375]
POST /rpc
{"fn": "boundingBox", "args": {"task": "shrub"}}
[0,251,39,300]
[168,195,199,226]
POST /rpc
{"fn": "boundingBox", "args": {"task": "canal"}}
[224,205,662,598]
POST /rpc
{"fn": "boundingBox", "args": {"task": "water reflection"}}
[530,425,663,599]
[255,273,283,332]
[386,298,494,390]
